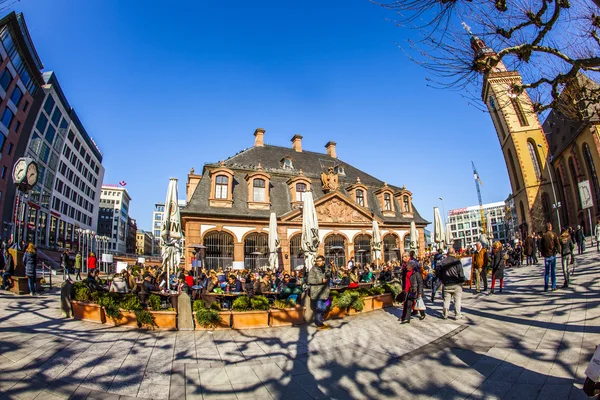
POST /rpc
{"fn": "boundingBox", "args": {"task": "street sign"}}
[578,180,594,209]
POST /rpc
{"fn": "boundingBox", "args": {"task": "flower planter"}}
[325,305,347,320]
[362,296,374,312]
[71,301,106,324]
[269,307,305,327]
[106,310,138,327]
[348,296,375,315]
[373,293,393,309]
[194,311,231,330]
[151,310,178,330]
[231,310,269,329]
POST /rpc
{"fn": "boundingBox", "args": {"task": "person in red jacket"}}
[87,252,97,271]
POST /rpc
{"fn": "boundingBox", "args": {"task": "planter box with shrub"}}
[269,300,305,326]
[373,293,393,308]
[193,299,231,330]
[150,310,178,330]
[72,301,106,323]
[230,295,270,329]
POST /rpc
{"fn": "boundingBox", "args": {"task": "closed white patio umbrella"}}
[301,191,319,271]
[268,212,280,271]
[433,207,445,250]
[161,178,183,291]
[371,219,382,266]
[410,221,419,250]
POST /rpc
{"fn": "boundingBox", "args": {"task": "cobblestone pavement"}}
[0,251,599,400]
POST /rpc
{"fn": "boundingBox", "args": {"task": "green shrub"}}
[329,290,340,299]
[272,299,288,309]
[370,286,385,295]
[193,299,207,312]
[148,294,162,311]
[135,309,156,328]
[232,296,250,312]
[120,294,142,311]
[97,293,122,321]
[74,286,92,302]
[358,288,370,297]
[209,301,222,311]
[348,291,364,312]
[250,296,270,311]
[332,291,353,309]
[383,282,401,300]
[195,309,223,328]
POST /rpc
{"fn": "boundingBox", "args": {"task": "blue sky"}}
[14,0,512,231]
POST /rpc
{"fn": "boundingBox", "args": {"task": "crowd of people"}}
[1,218,595,330]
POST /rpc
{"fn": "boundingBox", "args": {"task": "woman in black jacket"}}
[401,260,425,324]
[490,241,505,294]
[23,243,38,296]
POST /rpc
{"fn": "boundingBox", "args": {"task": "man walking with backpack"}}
[540,223,561,292]
[437,248,465,320]
[575,225,586,255]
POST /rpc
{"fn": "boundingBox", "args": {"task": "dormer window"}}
[335,165,345,175]
[394,187,413,214]
[296,183,307,202]
[245,170,271,210]
[356,189,364,206]
[281,157,293,169]
[215,176,229,199]
[403,196,410,212]
[384,193,392,211]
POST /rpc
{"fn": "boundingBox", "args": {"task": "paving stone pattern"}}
[0,251,599,399]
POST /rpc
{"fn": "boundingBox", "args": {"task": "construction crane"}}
[472,161,487,235]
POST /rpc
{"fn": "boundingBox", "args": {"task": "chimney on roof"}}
[254,128,265,147]
[325,141,337,159]
[291,134,303,152]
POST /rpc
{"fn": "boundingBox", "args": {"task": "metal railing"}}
[38,262,52,289]
[244,257,270,271]
[205,256,233,270]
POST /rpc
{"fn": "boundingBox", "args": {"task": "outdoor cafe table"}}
[201,292,244,310]
[329,282,374,291]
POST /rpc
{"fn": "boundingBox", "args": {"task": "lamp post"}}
[439,197,447,226]
[537,144,562,232]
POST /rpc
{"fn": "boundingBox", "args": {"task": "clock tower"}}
[472,34,555,236]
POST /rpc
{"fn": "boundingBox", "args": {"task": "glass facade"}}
[448,203,509,247]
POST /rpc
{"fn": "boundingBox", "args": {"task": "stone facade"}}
[181,130,428,271]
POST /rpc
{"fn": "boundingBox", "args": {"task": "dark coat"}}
[523,237,534,256]
[407,269,424,297]
[3,252,14,275]
[490,250,505,280]
[23,252,37,276]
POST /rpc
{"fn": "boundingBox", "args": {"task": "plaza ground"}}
[0,252,599,400]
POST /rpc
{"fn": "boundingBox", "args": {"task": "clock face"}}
[26,162,38,186]
[13,159,27,183]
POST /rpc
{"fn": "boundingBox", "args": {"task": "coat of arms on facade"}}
[321,167,339,192]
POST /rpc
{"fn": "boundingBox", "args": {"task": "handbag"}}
[415,297,426,311]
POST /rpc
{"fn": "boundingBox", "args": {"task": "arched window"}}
[383,234,399,262]
[507,149,521,190]
[253,178,266,202]
[403,196,410,212]
[569,157,582,209]
[541,192,552,225]
[296,183,306,202]
[289,234,303,270]
[324,234,346,267]
[204,231,234,270]
[353,234,371,265]
[244,232,268,271]
[356,189,364,206]
[215,175,229,199]
[527,142,542,180]
[384,193,392,211]
[489,95,507,139]
[511,97,529,126]
[582,143,600,211]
